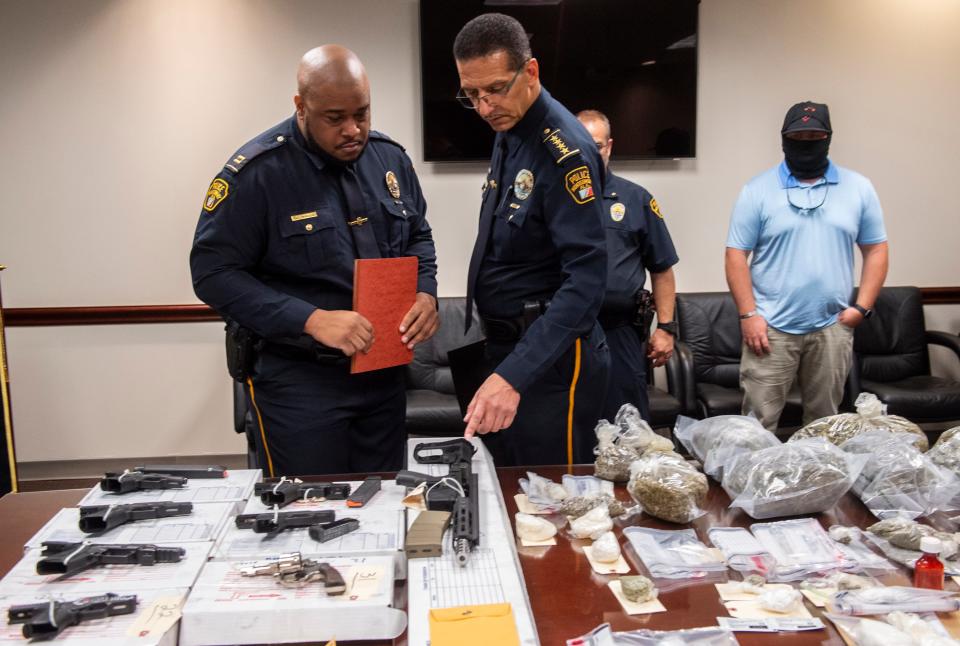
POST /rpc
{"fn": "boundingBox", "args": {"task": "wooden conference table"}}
[0,467,953,645]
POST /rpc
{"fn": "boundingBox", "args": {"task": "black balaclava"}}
[782,137,831,179]
[780,101,832,179]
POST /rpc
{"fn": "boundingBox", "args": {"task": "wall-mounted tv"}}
[419,0,699,162]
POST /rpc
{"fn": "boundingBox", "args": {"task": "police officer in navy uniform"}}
[190,45,438,477]
[454,14,610,466]
[577,110,679,422]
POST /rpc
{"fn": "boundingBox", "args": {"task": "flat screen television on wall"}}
[419,0,699,162]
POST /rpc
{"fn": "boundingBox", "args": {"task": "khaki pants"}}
[740,322,854,432]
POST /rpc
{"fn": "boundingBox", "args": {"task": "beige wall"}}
[1,0,958,462]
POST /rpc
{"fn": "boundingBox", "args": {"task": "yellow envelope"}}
[429,603,520,646]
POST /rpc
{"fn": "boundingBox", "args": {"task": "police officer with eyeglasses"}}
[725,101,889,432]
[453,13,610,466]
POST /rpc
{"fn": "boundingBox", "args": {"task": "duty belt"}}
[597,309,635,330]
[481,299,550,343]
[262,336,348,366]
[480,317,526,343]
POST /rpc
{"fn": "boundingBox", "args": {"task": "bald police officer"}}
[577,110,679,422]
[191,46,438,476]
[455,14,610,466]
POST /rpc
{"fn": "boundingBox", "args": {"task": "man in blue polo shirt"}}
[725,101,889,431]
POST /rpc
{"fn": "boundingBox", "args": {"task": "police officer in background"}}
[190,45,439,477]
[577,110,679,422]
[454,13,610,466]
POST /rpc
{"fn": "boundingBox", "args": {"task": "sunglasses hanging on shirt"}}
[785,183,829,215]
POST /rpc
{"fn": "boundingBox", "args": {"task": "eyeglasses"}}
[455,64,526,109]
[786,183,829,214]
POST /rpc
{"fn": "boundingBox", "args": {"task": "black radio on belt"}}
[225,321,259,382]
[634,289,655,344]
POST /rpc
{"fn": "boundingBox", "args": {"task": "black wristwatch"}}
[657,321,678,337]
[852,304,874,319]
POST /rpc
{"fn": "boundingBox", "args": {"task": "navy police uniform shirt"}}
[601,172,679,312]
[190,116,438,340]
[473,87,608,393]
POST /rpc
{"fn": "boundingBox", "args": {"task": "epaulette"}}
[541,127,582,165]
[368,130,406,152]
[223,132,288,175]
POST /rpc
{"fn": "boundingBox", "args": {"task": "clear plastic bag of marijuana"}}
[841,430,959,520]
[928,425,960,474]
[722,437,868,519]
[627,452,708,524]
[789,392,927,449]
[673,414,780,479]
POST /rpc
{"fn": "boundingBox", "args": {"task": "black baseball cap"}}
[781,101,832,134]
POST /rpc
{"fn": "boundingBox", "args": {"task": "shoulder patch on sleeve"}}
[203,177,230,213]
[564,165,595,204]
[541,128,582,165]
[222,134,287,175]
[368,130,406,152]
[649,197,664,219]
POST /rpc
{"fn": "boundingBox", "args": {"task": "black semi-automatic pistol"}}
[254,478,351,508]
[99,470,188,494]
[36,541,186,578]
[133,464,227,479]
[8,593,138,640]
[234,509,335,537]
[78,502,193,534]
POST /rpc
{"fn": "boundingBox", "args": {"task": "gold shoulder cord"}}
[0,266,19,493]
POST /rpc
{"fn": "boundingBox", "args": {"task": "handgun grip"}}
[318,563,346,595]
[395,470,438,488]
[412,439,476,464]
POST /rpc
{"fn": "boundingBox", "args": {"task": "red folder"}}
[351,256,418,374]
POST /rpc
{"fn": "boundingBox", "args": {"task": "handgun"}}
[133,464,227,479]
[78,502,193,534]
[99,470,187,494]
[8,593,138,640]
[254,478,351,508]
[36,541,186,578]
[234,509,335,537]
[239,552,345,594]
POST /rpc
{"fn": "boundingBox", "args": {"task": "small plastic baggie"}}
[826,612,958,646]
[707,526,777,576]
[567,623,739,646]
[750,518,856,582]
[829,586,960,615]
[826,526,897,572]
[622,527,727,579]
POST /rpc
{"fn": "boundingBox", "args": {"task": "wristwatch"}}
[657,321,678,337]
[852,304,874,319]
[739,310,757,320]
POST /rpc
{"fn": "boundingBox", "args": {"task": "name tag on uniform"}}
[290,211,318,222]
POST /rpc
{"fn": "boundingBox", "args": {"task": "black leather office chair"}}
[667,292,803,426]
[646,381,682,432]
[404,296,484,436]
[851,286,960,423]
